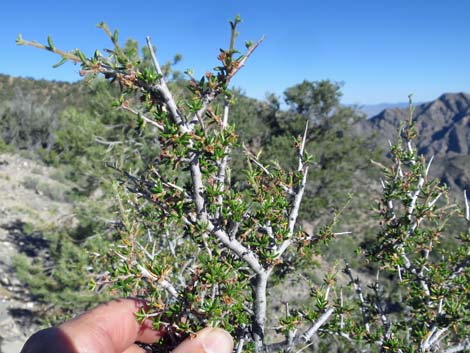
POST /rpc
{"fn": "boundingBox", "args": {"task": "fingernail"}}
[200,328,234,353]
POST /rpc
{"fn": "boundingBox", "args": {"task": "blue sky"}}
[0,0,468,105]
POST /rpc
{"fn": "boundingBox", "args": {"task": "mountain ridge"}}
[355,102,413,118]
[360,92,470,192]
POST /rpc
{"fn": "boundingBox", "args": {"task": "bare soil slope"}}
[0,153,73,353]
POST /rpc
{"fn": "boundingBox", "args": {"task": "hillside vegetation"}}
[1,61,469,351]
[0,74,466,255]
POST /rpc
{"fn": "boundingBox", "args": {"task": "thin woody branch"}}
[215,100,231,219]
[227,36,265,81]
[137,264,179,298]
[206,222,265,275]
[17,37,82,63]
[298,121,309,172]
[443,339,470,353]
[146,36,188,130]
[344,265,371,334]
[269,307,335,352]
[192,36,265,123]
[110,249,180,299]
[464,190,469,222]
[275,122,310,259]
[299,307,335,343]
[274,166,308,259]
[120,102,164,131]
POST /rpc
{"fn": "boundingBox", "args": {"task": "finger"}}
[20,328,69,353]
[59,298,161,353]
[172,327,233,353]
[20,327,155,353]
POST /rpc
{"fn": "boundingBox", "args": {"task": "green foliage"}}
[262,81,375,223]
[284,80,342,123]
[18,18,335,352]
[13,220,109,325]
[0,135,13,153]
[0,74,88,152]
[332,99,470,353]
[16,17,470,353]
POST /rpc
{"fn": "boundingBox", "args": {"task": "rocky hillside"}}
[359,92,470,193]
[0,154,74,353]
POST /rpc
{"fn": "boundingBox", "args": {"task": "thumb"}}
[172,327,233,353]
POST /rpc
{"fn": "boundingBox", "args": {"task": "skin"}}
[20,299,233,353]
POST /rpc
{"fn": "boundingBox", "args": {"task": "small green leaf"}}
[52,57,67,68]
[94,49,102,59]
[112,29,119,43]
[136,113,145,130]
[47,35,55,50]
[75,49,87,63]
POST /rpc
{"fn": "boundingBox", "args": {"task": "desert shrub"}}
[18,17,470,353]
[13,201,111,326]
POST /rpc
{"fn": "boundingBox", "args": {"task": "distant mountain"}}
[357,102,412,118]
[359,92,470,192]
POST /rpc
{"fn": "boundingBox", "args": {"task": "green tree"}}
[284,80,342,124]
[263,80,373,222]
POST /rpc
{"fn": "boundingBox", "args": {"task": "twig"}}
[17,38,81,63]
[275,166,308,258]
[425,155,434,177]
[137,263,178,298]
[215,100,231,219]
[274,121,310,259]
[146,36,187,131]
[192,36,265,123]
[464,190,469,222]
[427,327,448,348]
[345,265,370,334]
[243,144,273,177]
[235,338,245,353]
[120,103,164,131]
[443,339,470,353]
[206,222,264,275]
[299,307,335,342]
[227,36,265,81]
[298,121,309,172]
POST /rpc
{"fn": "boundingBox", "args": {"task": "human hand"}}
[20,299,233,353]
